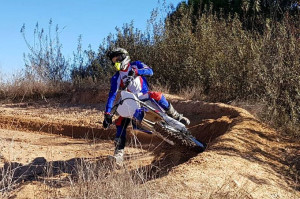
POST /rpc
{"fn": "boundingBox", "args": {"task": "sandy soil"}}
[0,93,299,199]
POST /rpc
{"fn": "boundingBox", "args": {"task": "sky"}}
[0,0,184,80]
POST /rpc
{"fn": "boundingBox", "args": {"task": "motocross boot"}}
[108,138,125,166]
[166,103,190,125]
[112,149,124,166]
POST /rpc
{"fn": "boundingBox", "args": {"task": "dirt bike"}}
[108,79,207,152]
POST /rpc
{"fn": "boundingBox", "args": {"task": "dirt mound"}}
[146,101,300,198]
[0,98,299,198]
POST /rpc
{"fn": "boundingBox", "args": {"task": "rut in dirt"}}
[0,100,239,144]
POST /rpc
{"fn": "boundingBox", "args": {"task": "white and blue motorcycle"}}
[108,85,207,152]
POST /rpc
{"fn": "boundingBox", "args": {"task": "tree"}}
[168,0,296,31]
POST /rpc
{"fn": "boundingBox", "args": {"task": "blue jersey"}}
[105,61,153,113]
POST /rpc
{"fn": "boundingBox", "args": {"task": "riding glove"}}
[103,113,112,129]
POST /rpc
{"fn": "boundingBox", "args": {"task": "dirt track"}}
[0,95,299,198]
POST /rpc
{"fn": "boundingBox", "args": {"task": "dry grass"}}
[66,160,155,199]
[0,75,68,103]
[0,155,163,198]
[0,163,17,198]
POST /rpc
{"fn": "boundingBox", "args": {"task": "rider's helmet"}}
[107,47,130,71]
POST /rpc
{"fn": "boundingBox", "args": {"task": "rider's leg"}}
[166,103,190,125]
[113,117,131,164]
[148,91,190,125]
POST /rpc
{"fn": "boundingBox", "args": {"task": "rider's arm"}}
[105,73,120,113]
[132,61,153,77]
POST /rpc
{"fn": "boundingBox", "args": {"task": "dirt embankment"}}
[0,92,299,198]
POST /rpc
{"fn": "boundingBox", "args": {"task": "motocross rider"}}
[103,47,190,164]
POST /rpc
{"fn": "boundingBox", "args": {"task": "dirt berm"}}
[0,93,299,198]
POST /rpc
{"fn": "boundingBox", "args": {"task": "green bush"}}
[90,4,299,137]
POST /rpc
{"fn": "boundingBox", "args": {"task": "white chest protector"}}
[119,66,143,95]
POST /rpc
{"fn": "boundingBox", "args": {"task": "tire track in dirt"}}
[0,114,115,140]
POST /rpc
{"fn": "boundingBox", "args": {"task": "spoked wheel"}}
[154,122,206,152]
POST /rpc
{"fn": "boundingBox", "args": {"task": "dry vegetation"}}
[3,1,299,139]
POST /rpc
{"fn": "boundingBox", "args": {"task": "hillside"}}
[0,93,299,198]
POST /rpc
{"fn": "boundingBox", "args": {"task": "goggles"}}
[111,55,123,71]
[114,62,121,71]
